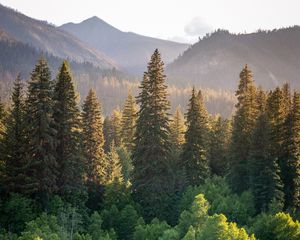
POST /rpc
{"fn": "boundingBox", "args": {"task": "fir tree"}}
[208,116,231,176]
[24,58,57,199]
[249,89,284,212]
[132,49,174,221]
[53,61,84,196]
[2,75,27,193]
[82,89,106,185]
[284,92,300,210]
[170,106,186,150]
[121,91,137,153]
[228,64,258,193]
[103,109,122,152]
[181,87,210,186]
[105,141,123,184]
[266,87,288,187]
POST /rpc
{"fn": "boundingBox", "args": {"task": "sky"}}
[1,0,300,43]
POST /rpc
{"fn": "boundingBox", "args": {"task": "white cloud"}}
[184,17,212,37]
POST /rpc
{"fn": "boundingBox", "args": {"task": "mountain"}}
[60,16,189,74]
[167,28,300,90]
[0,4,116,69]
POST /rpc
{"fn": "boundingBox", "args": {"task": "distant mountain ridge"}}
[0,4,116,69]
[167,28,300,90]
[60,16,189,74]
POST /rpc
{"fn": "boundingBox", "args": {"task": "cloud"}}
[184,17,212,37]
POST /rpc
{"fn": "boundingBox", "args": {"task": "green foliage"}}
[105,142,123,184]
[0,194,37,233]
[229,64,258,193]
[197,214,256,240]
[132,49,175,221]
[284,92,300,210]
[116,146,133,185]
[82,89,106,186]
[249,88,284,212]
[121,91,137,153]
[179,177,255,225]
[251,212,300,240]
[2,75,27,194]
[133,218,170,240]
[208,116,231,176]
[24,58,57,198]
[53,61,84,197]
[18,213,63,240]
[181,88,210,186]
[170,106,186,150]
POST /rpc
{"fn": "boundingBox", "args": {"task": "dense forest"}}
[0,49,299,240]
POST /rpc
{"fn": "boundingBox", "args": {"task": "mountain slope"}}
[0,4,116,69]
[167,28,300,90]
[60,17,189,74]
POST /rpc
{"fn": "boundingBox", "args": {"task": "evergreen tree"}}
[2,75,27,193]
[181,87,210,186]
[103,109,122,152]
[82,89,106,185]
[53,61,84,197]
[249,89,284,212]
[170,106,186,149]
[121,91,137,153]
[24,58,57,199]
[266,88,287,190]
[105,141,123,184]
[284,91,300,210]
[132,49,174,221]
[228,64,258,193]
[208,116,231,176]
[103,116,113,153]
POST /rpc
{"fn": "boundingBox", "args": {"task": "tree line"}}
[0,50,299,239]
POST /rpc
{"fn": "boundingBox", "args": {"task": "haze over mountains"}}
[60,17,189,74]
[1,3,300,116]
[167,28,300,90]
[0,4,116,69]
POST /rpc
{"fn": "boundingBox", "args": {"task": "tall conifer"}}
[2,75,27,193]
[25,58,57,199]
[53,61,84,196]
[249,89,284,212]
[228,64,258,193]
[82,89,106,185]
[284,92,300,210]
[170,106,186,149]
[181,88,210,186]
[121,91,137,152]
[132,49,174,221]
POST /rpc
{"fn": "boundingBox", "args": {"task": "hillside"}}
[60,16,189,74]
[0,4,116,69]
[167,28,300,90]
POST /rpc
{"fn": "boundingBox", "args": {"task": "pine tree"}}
[105,141,123,184]
[103,116,113,152]
[267,87,287,183]
[121,91,137,153]
[24,58,57,198]
[2,75,27,193]
[181,87,210,186]
[111,108,122,147]
[208,116,231,176]
[104,109,122,152]
[284,91,300,210]
[82,89,106,185]
[170,106,186,149]
[228,64,258,193]
[249,89,284,212]
[132,49,174,221]
[53,61,84,196]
